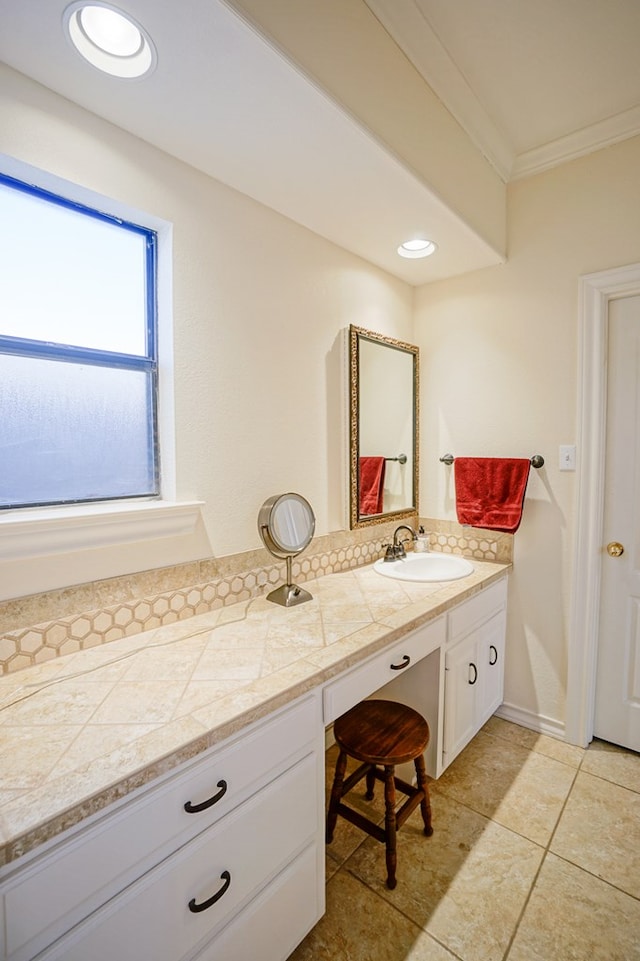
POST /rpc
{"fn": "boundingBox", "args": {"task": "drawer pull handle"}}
[184,780,228,814]
[390,654,411,671]
[489,645,498,666]
[469,662,478,685]
[188,870,231,913]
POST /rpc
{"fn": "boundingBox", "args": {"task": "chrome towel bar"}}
[385,454,407,464]
[440,453,544,468]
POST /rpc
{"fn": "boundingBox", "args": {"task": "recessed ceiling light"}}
[397,239,437,259]
[64,2,157,79]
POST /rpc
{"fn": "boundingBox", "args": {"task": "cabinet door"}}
[41,755,318,961]
[3,696,318,961]
[194,845,321,961]
[443,632,481,763]
[480,609,506,724]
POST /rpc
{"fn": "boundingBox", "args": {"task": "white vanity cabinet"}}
[0,565,510,961]
[0,693,324,961]
[442,578,507,769]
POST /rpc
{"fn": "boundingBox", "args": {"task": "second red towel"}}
[454,457,531,533]
[359,456,386,515]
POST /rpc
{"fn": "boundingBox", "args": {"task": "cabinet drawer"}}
[42,753,319,961]
[448,577,507,643]
[4,695,318,961]
[323,616,445,723]
[196,844,322,961]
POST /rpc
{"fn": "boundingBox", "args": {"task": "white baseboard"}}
[495,702,566,742]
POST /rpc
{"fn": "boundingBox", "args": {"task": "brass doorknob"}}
[607,542,624,557]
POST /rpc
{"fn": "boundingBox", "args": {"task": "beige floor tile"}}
[483,716,585,768]
[550,770,640,898]
[436,729,576,845]
[289,869,458,961]
[325,850,342,881]
[508,852,640,961]
[311,724,640,961]
[345,790,543,961]
[582,738,640,792]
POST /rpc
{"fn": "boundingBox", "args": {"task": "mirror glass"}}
[269,494,315,555]
[348,325,419,529]
[258,493,316,607]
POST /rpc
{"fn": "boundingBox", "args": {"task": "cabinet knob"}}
[468,662,478,685]
[489,645,498,666]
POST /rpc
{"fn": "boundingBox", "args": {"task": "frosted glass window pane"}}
[0,354,157,508]
[0,182,147,355]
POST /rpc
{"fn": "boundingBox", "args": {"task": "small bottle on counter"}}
[415,526,430,552]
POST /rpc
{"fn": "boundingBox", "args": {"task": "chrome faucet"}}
[383,525,417,561]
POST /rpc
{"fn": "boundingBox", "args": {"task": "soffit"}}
[0,0,502,286]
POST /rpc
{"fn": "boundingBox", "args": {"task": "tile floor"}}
[289,716,640,961]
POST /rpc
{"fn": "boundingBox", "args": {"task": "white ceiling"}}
[0,0,638,285]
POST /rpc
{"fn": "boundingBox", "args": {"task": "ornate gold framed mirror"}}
[348,325,419,529]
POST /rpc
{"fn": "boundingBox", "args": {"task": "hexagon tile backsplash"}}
[0,519,512,675]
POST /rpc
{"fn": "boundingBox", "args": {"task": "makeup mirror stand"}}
[267,555,313,608]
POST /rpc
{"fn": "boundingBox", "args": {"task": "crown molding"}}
[365,0,640,185]
[511,105,640,180]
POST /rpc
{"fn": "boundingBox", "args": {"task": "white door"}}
[593,294,640,751]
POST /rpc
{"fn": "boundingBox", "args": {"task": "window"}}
[0,172,159,510]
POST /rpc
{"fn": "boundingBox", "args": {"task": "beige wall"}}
[3,60,640,735]
[0,65,412,596]
[415,134,640,731]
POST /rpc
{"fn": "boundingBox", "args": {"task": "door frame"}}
[566,262,640,746]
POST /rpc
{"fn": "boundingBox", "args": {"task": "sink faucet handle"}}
[392,525,417,558]
[381,543,394,561]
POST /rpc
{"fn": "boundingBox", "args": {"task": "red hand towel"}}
[454,457,531,533]
[359,456,386,515]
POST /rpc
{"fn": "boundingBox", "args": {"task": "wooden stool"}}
[326,699,433,889]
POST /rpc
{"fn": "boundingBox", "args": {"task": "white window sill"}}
[0,500,205,561]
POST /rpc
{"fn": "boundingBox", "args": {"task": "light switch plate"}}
[559,445,576,471]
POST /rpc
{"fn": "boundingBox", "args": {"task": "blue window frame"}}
[0,172,159,509]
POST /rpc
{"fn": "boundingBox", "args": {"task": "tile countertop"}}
[0,557,509,867]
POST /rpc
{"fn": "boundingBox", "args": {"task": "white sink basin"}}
[373,552,474,583]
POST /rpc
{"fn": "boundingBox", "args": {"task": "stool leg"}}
[326,749,348,843]
[383,764,397,889]
[365,763,376,800]
[414,753,433,837]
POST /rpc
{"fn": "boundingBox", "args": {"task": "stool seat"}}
[334,698,430,765]
[326,699,433,890]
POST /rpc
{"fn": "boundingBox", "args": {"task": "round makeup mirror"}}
[258,493,315,607]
